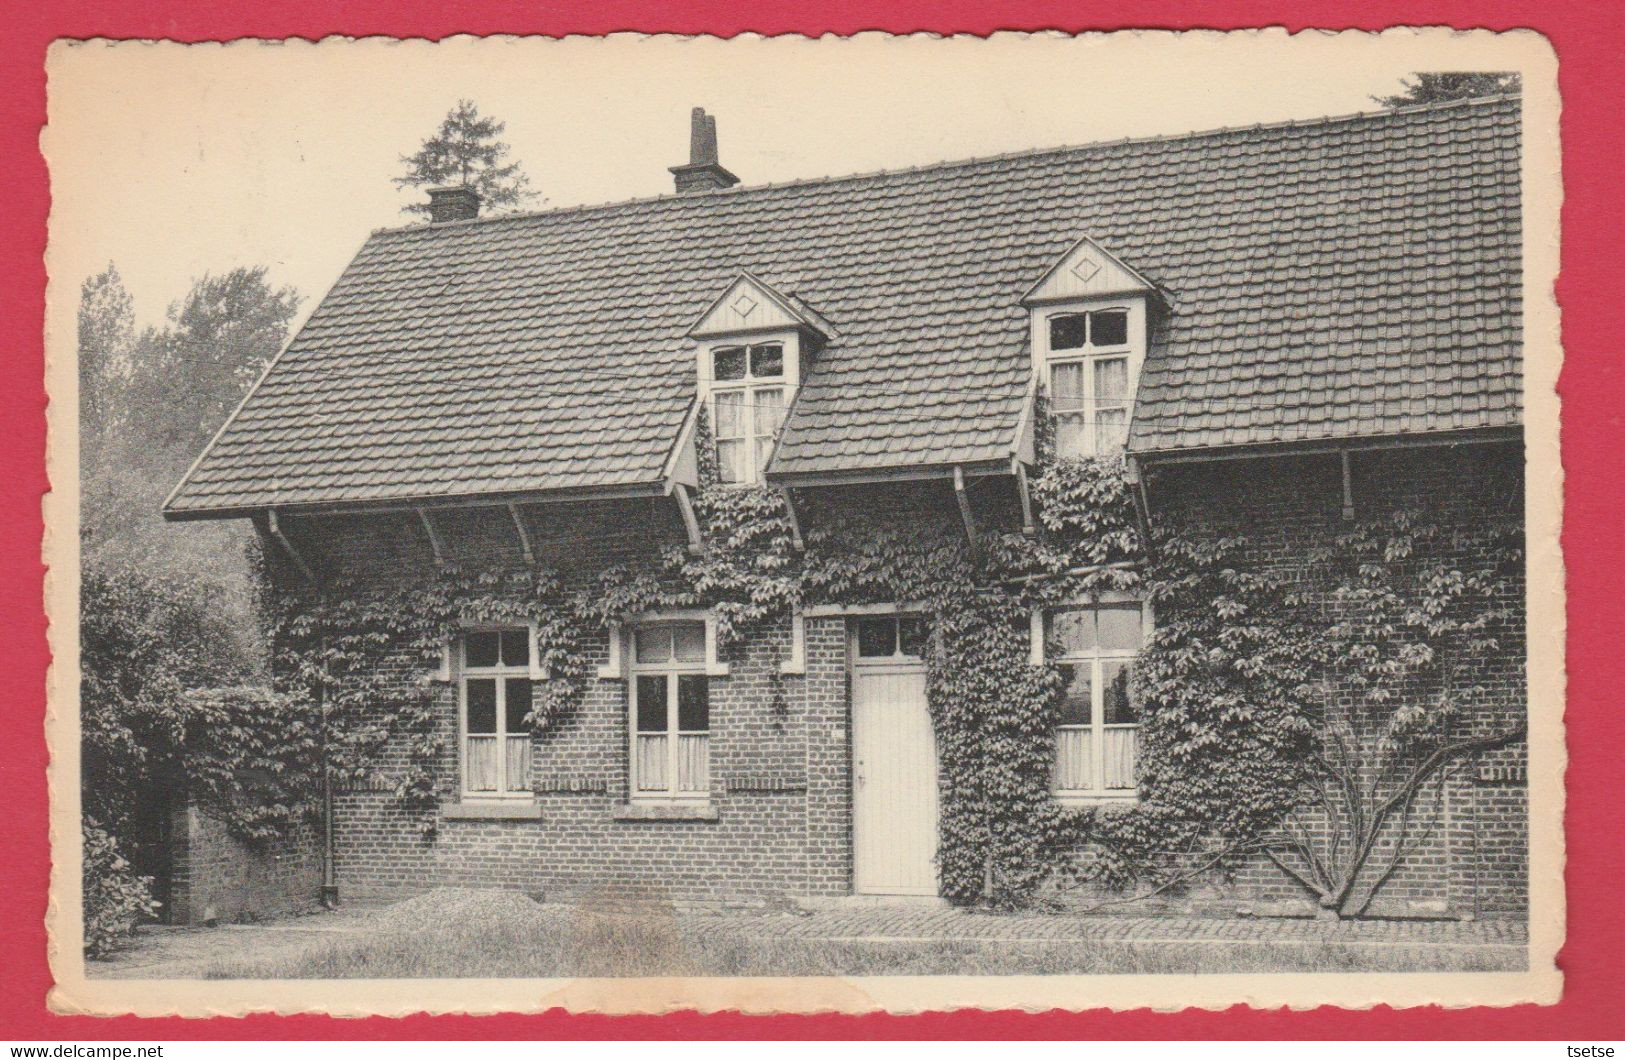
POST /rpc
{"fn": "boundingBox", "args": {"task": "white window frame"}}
[850,612,930,665]
[456,625,541,800]
[628,620,712,802]
[1032,596,1151,803]
[1032,298,1147,460]
[699,328,801,486]
[597,609,729,680]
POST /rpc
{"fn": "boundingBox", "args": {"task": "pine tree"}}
[1374,72,1520,108]
[394,99,536,217]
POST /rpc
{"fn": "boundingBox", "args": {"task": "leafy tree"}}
[394,99,536,217]
[78,262,301,707]
[125,266,301,471]
[1375,72,1520,107]
[80,266,298,648]
[78,560,247,948]
[78,263,300,707]
[77,264,135,469]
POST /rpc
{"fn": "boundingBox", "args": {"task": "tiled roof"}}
[165,96,1521,516]
[1126,99,1521,455]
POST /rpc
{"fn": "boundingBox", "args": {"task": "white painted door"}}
[852,663,939,895]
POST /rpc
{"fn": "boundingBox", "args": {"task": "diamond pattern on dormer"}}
[1069,256,1103,284]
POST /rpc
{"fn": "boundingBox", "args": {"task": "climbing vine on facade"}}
[265,565,590,834]
[258,444,1523,913]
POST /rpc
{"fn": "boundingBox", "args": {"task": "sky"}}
[44,31,1541,331]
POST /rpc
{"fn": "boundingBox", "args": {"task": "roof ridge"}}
[374,93,1519,238]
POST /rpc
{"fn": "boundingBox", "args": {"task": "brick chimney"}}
[669,107,740,195]
[427,185,481,223]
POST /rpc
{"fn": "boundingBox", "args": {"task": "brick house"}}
[163,97,1525,917]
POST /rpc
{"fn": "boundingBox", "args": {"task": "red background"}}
[4,1,1620,1040]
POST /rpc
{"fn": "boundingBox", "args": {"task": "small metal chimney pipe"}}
[427,185,481,223]
[670,107,740,195]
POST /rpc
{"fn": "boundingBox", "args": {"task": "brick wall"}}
[292,493,830,909]
[167,800,324,924]
[278,445,1526,916]
[332,613,818,910]
[803,615,854,897]
[1137,441,1528,918]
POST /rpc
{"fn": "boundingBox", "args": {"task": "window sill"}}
[612,802,719,822]
[441,799,543,821]
[1054,793,1138,809]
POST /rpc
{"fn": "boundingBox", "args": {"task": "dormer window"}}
[1045,308,1136,458]
[690,272,834,487]
[1021,237,1161,463]
[711,341,788,484]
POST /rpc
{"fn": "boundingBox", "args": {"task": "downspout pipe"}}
[319,636,338,909]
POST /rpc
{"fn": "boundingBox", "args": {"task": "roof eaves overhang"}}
[1128,423,1522,467]
[767,456,1014,490]
[162,479,673,524]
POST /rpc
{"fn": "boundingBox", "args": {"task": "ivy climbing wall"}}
[255,438,1526,918]
[1134,443,1528,918]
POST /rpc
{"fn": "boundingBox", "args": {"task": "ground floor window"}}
[630,622,710,799]
[1049,601,1145,799]
[460,628,534,797]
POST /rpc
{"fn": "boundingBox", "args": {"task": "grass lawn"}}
[111,890,1527,980]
